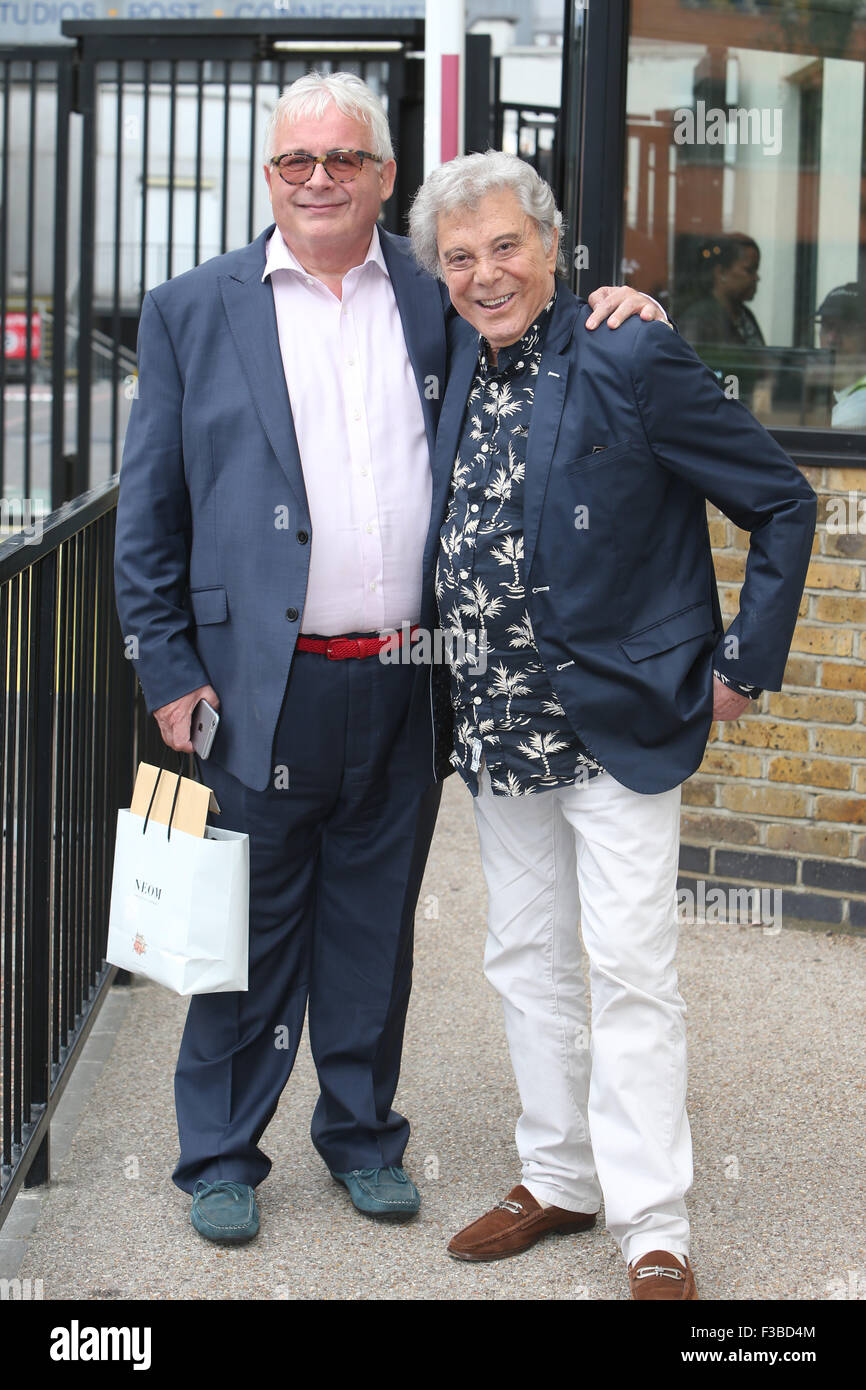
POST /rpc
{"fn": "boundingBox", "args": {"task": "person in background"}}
[678,233,764,347]
[815,283,866,429]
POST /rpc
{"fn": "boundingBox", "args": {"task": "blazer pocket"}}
[564,438,634,475]
[619,601,715,662]
[189,585,228,625]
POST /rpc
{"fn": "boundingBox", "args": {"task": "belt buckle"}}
[326,640,338,660]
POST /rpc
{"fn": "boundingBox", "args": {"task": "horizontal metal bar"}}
[61,19,424,41]
[0,478,119,583]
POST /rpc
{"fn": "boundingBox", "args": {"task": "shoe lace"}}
[193,1180,251,1202]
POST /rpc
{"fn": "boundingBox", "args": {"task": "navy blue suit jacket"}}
[115,226,448,792]
[422,287,817,794]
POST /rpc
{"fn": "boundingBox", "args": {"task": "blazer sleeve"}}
[114,290,210,713]
[628,322,817,690]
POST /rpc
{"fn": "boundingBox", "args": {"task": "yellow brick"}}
[708,520,729,548]
[800,465,824,488]
[790,626,854,656]
[721,785,808,817]
[822,662,866,693]
[804,559,862,592]
[698,748,763,777]
[713,553,747,583]
[826,468,866,491]
[680,813,758,845]
[813,727,866,758]
[814,595,866,623]
[768,756,851,790]
[798,592,809,618]
[855,767,866,795]
[682,781,717,806]
[766,824,850,857]
[782,655,818,686]
[714,720,810,751]
[821,531,866,561]
[730,525,750,549]
[814,795,866,825]
[766,692,856,723]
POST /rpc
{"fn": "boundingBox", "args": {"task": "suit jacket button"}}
[296,530,309,544]
[286,607,299,622]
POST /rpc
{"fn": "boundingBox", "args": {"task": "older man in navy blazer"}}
[409,151,817,1299]
[114,75,660,1244]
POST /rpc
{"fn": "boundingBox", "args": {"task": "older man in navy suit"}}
[409,151,816,1299]
[114,74,664,1245]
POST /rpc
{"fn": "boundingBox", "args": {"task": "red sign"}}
[3,312,42,360]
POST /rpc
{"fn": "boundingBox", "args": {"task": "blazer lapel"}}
[523,291,582,578]
[380,229,447,460]
[422,323,479,582]
[218,225,308,514]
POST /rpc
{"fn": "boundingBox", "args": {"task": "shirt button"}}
[369,581,377,591]
[517,360,524,369]
[286,607,299,622]
[365,522,375,534]
[296,530,309,544]
[346,356,355,366]
[473,696,482,705]
[353,409,361,420]
[481,444,489,453]
[360,467,369,476]
[470,504,479,513]
[460,569,469,578]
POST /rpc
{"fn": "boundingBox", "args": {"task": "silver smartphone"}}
[190,697,220,760]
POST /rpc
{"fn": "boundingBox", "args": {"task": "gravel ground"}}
[11,774,866,1301]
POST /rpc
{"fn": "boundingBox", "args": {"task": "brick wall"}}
[679,464,866,935]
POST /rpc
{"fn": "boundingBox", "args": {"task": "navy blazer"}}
[423,287,817,795]
[115,226,448,792]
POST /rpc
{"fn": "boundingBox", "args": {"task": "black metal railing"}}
[0,480,159,1228]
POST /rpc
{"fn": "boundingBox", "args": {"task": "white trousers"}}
[472,765,692,1267]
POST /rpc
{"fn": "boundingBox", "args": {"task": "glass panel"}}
[624,0,866,432]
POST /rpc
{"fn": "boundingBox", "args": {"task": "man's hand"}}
[154,684,220,753]
[585,286,669,331]
[712,677,750,722]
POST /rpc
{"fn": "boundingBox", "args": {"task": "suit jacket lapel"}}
[523,291,582,578]
[422,323,479,583]
[218,225,308,515]
[380,229,446,460]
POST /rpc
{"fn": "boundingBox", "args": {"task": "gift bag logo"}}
[133,933,147,956]
[134,878,162,901]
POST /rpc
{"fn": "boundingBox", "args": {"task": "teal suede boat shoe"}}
[190,1180,260,1244]
[331,1166,420,1221]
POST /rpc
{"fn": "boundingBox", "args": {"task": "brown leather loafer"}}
[447,1184,597,1262]
[628,1250,699,1300]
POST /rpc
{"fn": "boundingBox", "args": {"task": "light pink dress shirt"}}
[262,225,431,636]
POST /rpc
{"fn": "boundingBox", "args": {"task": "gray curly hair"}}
[408,149,566,279]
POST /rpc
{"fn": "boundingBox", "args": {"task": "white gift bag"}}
[106,765,249,994]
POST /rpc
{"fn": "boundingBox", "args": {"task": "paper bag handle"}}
[142,749,187,841]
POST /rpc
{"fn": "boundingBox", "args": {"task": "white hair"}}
[409,149,566,279]
[262,70,394,164]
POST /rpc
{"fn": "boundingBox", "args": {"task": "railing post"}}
[23,550,58,1187]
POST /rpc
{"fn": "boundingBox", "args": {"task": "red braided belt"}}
[295,625,418,661]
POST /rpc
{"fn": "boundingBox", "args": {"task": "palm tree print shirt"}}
[436,295,606,796]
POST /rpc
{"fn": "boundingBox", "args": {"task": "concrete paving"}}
[6,774,866,1301]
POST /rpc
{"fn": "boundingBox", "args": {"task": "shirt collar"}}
[261,224,388,283]
[479,291,557,374]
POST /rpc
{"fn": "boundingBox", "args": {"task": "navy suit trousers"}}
[171,649,441,1191]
